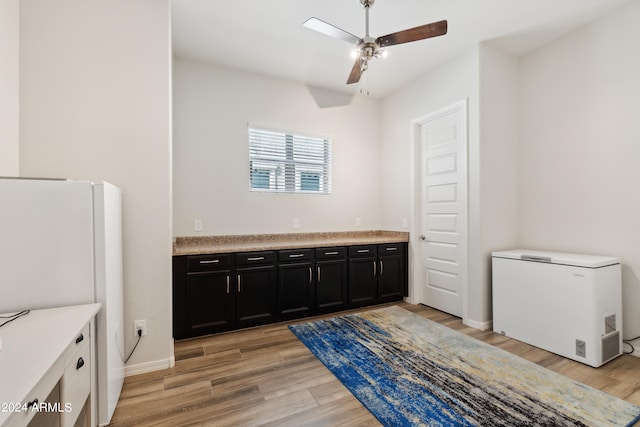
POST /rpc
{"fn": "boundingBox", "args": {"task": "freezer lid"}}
[491,249,620,268]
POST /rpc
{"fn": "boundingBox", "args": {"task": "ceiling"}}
[172,0,632,98]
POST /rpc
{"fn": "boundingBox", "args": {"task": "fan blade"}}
[376,20,447,48]
[347,57,363,85]
[304,17,361,45]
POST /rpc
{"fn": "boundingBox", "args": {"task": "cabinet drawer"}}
[278,249,313,262]
[235,251,275,266]
[61,342,91,427]
[10,358,64,427]
[315,247,347,259]
[348,245,377,257]
[63,323,90,365]
[378,243,405,255]
[187,254,231,271]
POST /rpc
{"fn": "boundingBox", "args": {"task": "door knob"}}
[420,235,427,240]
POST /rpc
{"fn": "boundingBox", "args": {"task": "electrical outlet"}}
[355,217,362,227]
[293,218,300,229]
[194,219,203,232]
[134,320,147,337]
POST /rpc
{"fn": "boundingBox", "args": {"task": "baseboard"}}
[464,317,493,331]
[125,357,173,377]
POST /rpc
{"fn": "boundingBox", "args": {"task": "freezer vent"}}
[575,340,586,358]
[602,332,621,363]
[604,314,617,334]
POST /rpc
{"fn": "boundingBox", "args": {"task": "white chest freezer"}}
[492,249,622,367]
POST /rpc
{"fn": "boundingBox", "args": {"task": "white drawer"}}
[62,323,90,366]
[60,342,91,427]
[5,357,64,427]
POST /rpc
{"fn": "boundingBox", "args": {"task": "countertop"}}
[0,303,101,427]
[173,230,409,256]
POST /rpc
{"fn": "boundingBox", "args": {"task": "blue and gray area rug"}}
[289,306,640,427]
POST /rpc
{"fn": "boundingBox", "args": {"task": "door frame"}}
[408,99,469,321]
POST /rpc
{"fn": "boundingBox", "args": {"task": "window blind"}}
[249,127,332,194]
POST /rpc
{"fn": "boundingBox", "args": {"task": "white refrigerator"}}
[0,177,124,426]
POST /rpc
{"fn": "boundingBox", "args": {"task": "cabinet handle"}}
[324,251,339,255]
[75,333,84,344]
[27,399,39,409]
[380,260,384,276]
[226,275,230,294]
[358,249,370,253]
[317,266,321,283]
[199,259,220,264]
[289,253,304,258]
[247,256,264,261]
[385,247,398,251]
[76,357,85,370]
[309,267,312,285]
[373,261,377,276]
[237,275,241,293]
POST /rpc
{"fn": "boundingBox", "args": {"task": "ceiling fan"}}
[304,0,448,85]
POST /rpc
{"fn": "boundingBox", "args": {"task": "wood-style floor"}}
[109,302,640,426]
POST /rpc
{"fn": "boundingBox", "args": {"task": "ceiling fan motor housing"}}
[361,0,375,7]
[359,36,382,60]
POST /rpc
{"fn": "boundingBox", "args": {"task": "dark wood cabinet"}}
[186,270,234,335]
[348,245,378,308]
[235,263,277,327]
[378,243,406,303]
[172,252,276,339]
[277,249,314,319]
[234,251,277,328]
[348,243,407,307]
[315,247,348,313]
[173,241,407,339]
[173,254,234,339]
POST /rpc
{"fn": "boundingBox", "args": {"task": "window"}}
[249,127,331,194]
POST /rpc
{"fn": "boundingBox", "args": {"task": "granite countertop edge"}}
[173,230,410,256]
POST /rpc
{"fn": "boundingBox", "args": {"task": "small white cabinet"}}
[0,304,101,427]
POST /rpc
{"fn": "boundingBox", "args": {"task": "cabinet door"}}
[316,259,347,313]
[186,270,234,336]
[378,255,404,302]
[173,256,189,339]
[348,257,378,307]
[278,262,314,319]
[235,265,277,328]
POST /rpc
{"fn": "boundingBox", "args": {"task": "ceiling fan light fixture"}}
[304,0,447,85]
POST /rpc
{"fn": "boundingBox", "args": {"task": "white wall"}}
[0,0,19,175]
[519,1,640,339]
[173,57,382,236]
[478,43,520,320]
[18,0,173,372]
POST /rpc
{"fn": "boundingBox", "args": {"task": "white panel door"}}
[418,102,467,317]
